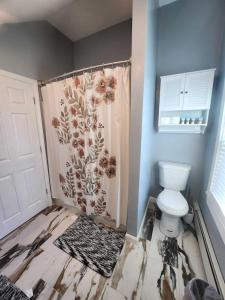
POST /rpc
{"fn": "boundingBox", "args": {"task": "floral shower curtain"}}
[42,66,130,226]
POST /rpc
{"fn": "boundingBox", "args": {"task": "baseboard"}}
[137,196,157,240]
[53,198,82,214]
[125,233,139,241]
[194,201,225,298]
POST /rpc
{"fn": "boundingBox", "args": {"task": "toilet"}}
[157,161,191,238]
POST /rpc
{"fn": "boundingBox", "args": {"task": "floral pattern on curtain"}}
[42,67,130,225]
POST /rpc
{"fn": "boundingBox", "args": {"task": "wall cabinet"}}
[158,69,215,134]
[160,74,185,111]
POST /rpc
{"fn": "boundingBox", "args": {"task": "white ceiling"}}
[0,0,132,41]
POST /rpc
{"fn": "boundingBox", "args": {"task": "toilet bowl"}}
[157,189,189,237]
[157,161,191,237]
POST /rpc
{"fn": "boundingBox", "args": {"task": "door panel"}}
[160,74,185,111]
[0,72,49,238]
[8,86,26,104]
[0,114,9,161]
[0,174,24,236]
[23,167,42,207]
[13,113,33,156]
[0,175,21,220]
[183,70,215,110]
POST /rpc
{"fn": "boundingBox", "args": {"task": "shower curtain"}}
[42,66,130,226]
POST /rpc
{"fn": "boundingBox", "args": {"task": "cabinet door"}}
[183,70,215,110]
[159,74,185,111]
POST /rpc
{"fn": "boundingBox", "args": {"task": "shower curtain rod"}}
[39,58,131,86]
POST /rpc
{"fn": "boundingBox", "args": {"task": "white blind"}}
[210,121,225,214]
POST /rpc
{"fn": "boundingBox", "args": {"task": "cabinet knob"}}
[181,91,184,94]
[185,91,188,94]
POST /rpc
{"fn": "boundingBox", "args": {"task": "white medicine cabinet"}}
[158,69,215,134]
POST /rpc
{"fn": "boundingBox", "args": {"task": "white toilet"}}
[157,161,191,238]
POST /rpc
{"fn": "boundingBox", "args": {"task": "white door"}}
[159,74,185,111]
[183,70,215,110]
[0,70,50,239]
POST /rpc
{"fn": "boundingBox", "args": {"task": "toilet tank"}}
[159,161,191,191]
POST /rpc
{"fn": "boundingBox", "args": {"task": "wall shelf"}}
[159,124,207,134]
[158,69,215,134]
[162,123,207,126]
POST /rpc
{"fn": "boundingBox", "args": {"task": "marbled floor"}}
[139,200,206,300]
[0,202,206,300]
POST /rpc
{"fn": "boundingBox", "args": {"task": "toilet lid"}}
[157,189,189,216]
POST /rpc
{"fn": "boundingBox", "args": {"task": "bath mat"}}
[0,275,29,300]
[54,215,126,277]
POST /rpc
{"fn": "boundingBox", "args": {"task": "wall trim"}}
[137,196,156,239]
[33,81,52,206]
[125,233,139,241]
[194,201,225,297]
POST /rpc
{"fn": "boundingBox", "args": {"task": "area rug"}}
[0,275,29,300]
[54,215,126,277]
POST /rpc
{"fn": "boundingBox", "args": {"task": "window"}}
[207,83,225,242]
[210,123,225,215]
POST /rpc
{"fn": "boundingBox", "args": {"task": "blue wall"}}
[0,21,73,80]
[73,20,132,69]
[137,0,158,230]
[157,0,225,76]
[127,0,158,235]
[152,0,225,204]
[127,0,149,235]
[155,0,225,277]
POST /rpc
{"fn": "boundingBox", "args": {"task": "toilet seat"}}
[157,189,188,216]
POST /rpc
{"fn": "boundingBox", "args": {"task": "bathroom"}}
[0,0,225,299]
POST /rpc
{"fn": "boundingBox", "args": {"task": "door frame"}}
[0,69,52,207]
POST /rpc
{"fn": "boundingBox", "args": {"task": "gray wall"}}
[157,0,225,76]
[151,0,225,203]
[73,20,132,69]
[127,0,158,235]
[0,21,73,80]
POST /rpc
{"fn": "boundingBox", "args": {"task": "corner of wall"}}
[127,0,158,235]
[137,0,158,231]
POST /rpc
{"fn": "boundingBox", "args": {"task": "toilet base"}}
[159,212,181,238]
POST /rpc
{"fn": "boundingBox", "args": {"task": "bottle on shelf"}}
[180,117,185,124]
[185,118,190,124]
[199,117,203,124]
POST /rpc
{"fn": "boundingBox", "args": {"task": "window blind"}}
[210,123,225,215]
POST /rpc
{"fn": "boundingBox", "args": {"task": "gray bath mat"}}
[0,275,29,300]
[54,215,126,277]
